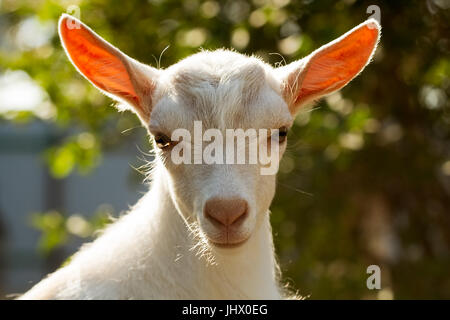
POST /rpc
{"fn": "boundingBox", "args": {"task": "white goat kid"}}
[20,14,380,299]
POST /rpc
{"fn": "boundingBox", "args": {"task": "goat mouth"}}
[208,236,250,249]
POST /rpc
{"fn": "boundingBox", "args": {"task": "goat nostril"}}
[205,211,225,227]
[204,198,248,227]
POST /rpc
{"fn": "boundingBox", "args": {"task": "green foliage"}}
[1,0,449,299]
[44,132,101,178]
[30,206,112,255]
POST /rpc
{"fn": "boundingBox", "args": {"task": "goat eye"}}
[154,133,172,149]
[271,126,288,143]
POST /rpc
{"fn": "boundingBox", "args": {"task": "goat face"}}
[58,14,380,249]
[148,50,292,247]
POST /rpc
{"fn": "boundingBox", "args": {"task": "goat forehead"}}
[161,51,278,127]
[150,50,291,131]
[173,52,263,96]
[151,88,291,133]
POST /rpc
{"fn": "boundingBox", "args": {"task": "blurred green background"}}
[0,0,449,299]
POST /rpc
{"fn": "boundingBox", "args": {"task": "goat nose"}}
[204,198,248,227]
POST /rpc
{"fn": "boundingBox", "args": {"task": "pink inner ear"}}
[59,17,139,106]
[294,23,379,106]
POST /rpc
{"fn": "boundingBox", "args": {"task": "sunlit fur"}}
[19,16,379,300]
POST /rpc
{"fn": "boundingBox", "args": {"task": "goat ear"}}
[278,19,381,115]
[58,14,158,123]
